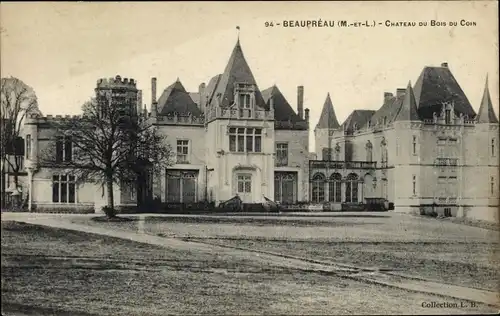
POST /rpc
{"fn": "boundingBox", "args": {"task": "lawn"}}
[1,219,498,315]
[69,214,500,292]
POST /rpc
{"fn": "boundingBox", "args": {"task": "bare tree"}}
[39,97,174,217]
[0,77,38,197]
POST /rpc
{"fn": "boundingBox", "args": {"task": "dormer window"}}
[239,93,251,109]
[445,109,451,124]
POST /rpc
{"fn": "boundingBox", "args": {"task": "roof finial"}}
[236,26,240,44]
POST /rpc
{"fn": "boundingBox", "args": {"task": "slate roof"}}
[341,110,375,132]
[364,93,405,128]
[393,82,420,121]
[207,40,267,110]
[189,92,200,106]
[413,65,476,120]
[315,93,340,130]
[261,85,304,123]
[157,79,203,116]
[476,75,499,124]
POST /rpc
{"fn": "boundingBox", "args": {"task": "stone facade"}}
[14,42,499,222]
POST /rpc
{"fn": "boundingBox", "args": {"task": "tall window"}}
[311,173,326,203]
[274,172,297,204]
[492,139,496,157]
[25,134,31,159]
[444,109,451,124]
[166,170,198,203]
[328,173,342,203]
[345,173,359,203]
[491,177,496,196]
[365,141,373,162]
[176,140,189,163]
[412,135,417,155]
[229,128,262,153]
[239,93,251,109]
[276,143,288,166]
[55,136,72,163]
[52,175,76,203]
[412,175,416,195]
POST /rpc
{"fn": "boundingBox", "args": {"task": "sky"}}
[1,1,498,150]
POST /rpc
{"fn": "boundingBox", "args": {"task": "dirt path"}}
[3,214,499,308]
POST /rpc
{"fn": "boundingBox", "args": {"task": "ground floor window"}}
[274,172,297,204]
[166,170,198,203]
[345,173,359,203]
[52,174,76,203]
[311,173,326,203]
[328,173,342,202]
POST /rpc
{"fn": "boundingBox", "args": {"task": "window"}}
[383,117,387,125]
[229,128,262,153]
[52,175,76,203]
[445,109,451,124]
[412,135,417,155]
[328,173,342,202]
[25,134,31,159]
[491,177,495,196]
[276,143,288,166]
[239,93,251,109]
[176,140,189,163]
[412,175,416,195]
[55,136,72,163]
[311,173,326,203]
[492,139,496,157]
[166,170,198,203]
[274,172,297,204]
[366,141,373,162]
[322,147,333,161]
[345,173,359,203]
[237,174,252,193]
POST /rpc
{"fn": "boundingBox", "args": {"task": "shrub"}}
[102,206,116,218]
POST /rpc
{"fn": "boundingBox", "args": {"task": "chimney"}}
[384,92,393,102]
[304,108,310,126]
[151,102,157,117]
[198,82,206,108]
[396,88,406,98]
[269,95,274,110]
[441,62,448,68]
[297,86,304,119]
[151,77,157,104]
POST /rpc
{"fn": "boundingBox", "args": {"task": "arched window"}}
[345,173,359,203]
[311,173,326,203]
[328,173,342,202]
[366,141,373,162]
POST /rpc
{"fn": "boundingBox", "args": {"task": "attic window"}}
[239,93,251,109]
[445,109,451,124]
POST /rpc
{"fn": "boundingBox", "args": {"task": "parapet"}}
[26,113,82,124]
[96,75,137,90]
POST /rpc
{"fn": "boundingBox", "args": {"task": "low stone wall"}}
[30,203,95,214]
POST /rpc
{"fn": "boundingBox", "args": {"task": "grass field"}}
[2,214,499,315]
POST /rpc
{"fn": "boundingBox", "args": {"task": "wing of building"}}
[17,42,499,221]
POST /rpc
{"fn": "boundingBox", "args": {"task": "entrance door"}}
[236,173,252,203]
